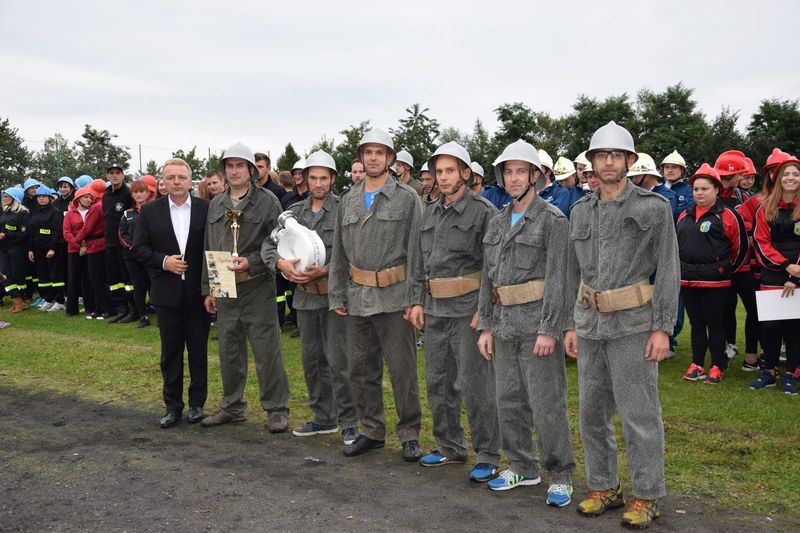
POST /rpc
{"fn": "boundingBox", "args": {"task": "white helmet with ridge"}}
[492,139,543,189]
[470,161,484,178]
[537,149,554,172]
[221,142,258,180]
[396,149,414,170]
[574,151,590,167]
[660,149,686,169]
[586,121,636,159]
[627,153,662,178]
[303,150,337,178]
[553,157,576,181]
[428,142,474,186]
[357,128,397,167]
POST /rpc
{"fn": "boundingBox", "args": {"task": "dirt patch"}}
[0,387,790,532]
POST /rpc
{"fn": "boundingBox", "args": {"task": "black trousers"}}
[87,251,113,315]
[0,245,28,298]
[105,245,131,313]
[66,252,95,315]
[725,271,759,354]
[33,246,64,304]
[761,319,800,374]
[682,286,729,370]
[156,284,209,411]
[123,252,150,318]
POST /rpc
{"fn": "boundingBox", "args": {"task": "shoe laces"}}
[686,363,703,374]
[549,483,571,495]
[708,366,722,379]
[626,498,654,513]
[497,470,516,481]
[587,488,615,501]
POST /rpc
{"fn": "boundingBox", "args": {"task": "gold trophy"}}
[226,210,243,257]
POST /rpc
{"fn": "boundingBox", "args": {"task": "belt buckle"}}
[580,286,594,309]
[375,271,382,289]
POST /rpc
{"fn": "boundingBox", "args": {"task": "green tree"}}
[390,103,440,168]
[746,98,800,175]
[144,159,160,177]
[634,83,709,171]
[438,127,468,145]
[206,151,222,175]
[74,124,131,179]
[276,143,301,172]
[564,94,636,159]
[705,107,746,170]
[171,146,206,180]
[332,120,370,191]
[0,117,31,189]
[29,133,80,185]
[307,135,336,158]
[465,119,494,178]
[491,103,567,162]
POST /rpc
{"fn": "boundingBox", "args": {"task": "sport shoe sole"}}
[292,426,338,437]
[488,476,541,491]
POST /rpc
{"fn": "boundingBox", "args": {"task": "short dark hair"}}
[254,153,271,164]
[205,169,224,181]
[351,159,362,167]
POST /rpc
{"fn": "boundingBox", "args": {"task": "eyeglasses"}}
[593,151,627,161]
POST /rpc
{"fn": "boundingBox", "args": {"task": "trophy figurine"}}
[226,210,243,257]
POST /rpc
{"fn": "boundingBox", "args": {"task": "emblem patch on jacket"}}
[794,221,800,236]
[700,221,711,233]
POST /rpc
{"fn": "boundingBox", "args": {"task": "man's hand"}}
[782,281,796,298]
[45,249,55,259]
[477,330,493,361]
[277,258,307,283]
[227,255,249,273]
[0,232,5,240]
[405,305,425,330]
[786,264,800,278]
[533,334,557,357]
[27,251,34,262]
[203,294,217,314]
[645,330,670,362]
[303,264,328,282]
[334,308,348,317]
[164,254,188,275]
[470,311,479,330]
[564,329,577,359]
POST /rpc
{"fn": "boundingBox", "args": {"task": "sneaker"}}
[31,297,44,308]
[621,498,659,529]
[725,343,738,360]
[749,370,776,390]
[419,450,465,467]
[742,359,762,372]
[546,483,574,507]
[47,302,65,312]
[38,301,53,311]
[292,421,338,437]
[487,469,541,491]
[781,373,798,395]
[704,365,723,384]
[577,485,625,516]
[268,412,289,433]
[681,363,705,381]
[341,427,358,445]
[469,463,499,482]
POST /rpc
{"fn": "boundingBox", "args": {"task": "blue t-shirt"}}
[364,189,382,211]
[510,211,524,227]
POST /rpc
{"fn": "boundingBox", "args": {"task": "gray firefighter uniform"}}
[566,179,679,500]
[202,185,290,418]
[412,189,500,465]
[261,193,357,430]
[328,177,422,443]
[476,194,576,483]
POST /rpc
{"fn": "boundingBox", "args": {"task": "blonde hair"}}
[763,163,800,222]
[162,157,192,178]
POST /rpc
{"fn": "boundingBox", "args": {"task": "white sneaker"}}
[39,301,54,311]
[47,302,65,312]
[725,343,738,360]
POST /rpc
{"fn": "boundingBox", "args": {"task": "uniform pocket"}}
[513,232,545,269]
[446,222,475,252]
[419,224,435,255]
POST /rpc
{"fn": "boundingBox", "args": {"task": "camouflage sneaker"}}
[621,498,659,529]
[576,485,624,517]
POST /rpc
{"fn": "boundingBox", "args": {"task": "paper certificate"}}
[205,251,237,298]
[755,290,800,321]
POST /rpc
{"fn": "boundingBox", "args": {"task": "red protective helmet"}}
[689,163,723,189]
[773,158,800,184]
[89,178,107,199]
[763,148,792,179]
[714,150,748,176]
[743,157,757,177]
[141,174,157,193]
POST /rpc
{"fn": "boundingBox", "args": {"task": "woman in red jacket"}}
[63,186,96,317]
[677,164,747,384]
[74,180,113,319]
[750,158,800,395]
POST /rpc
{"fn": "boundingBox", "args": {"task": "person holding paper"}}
[675,164,747,384]
[750,157,800,395]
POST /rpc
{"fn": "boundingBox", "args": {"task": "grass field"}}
[1,303,798,519]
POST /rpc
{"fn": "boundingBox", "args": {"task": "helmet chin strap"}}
[513,185,531,202]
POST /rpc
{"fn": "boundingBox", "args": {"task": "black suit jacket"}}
[133,196,209,307]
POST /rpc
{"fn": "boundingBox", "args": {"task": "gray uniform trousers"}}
[494,337,575,483]
[216,277,289,417]
[424,314,500,465]
[346,311,421,442]
[296,308,357,429]
[577,330,666,500]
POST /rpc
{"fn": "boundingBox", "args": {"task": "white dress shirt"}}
[163,195,192,279]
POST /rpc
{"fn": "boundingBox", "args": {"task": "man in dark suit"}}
[134,157,210,428]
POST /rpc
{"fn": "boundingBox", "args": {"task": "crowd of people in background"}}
[1,122,798,531]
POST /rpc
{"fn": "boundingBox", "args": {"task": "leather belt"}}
[427,271,481,298]
[349,264,406,288]
[234,271,265,285]
[299,278,328,295]
[491,279,544,305]
[680,258,730,273]
[578,279,653,313]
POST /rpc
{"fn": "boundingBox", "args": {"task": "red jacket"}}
[73,200,106,254]
[63,208,87,253]
[753,200,800,290]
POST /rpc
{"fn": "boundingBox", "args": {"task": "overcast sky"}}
[2,0,798,173]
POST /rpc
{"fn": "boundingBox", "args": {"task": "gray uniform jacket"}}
[565,179,680,340]
[412,189,497,318]
[477,194,569,340]
[328,176,422,316]
[261,193,338,311]
[202,185,282,294]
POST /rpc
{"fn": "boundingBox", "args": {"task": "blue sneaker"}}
[341,427,358,445]
[781,373,798,395]
[750,370,777,390]
[546,483,573,507]
[31,297,44,308]
[292,421,338,437]
[469,463,499,482]
[487,469,541,491]
[419,450,465,467]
